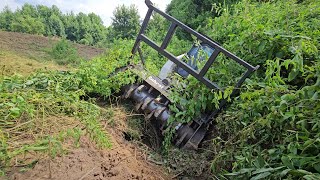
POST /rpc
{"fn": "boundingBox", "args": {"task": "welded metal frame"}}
[132,0,259,123]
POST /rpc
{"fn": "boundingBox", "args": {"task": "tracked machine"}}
[121,0,259,150]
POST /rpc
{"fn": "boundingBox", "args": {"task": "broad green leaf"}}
[256,154,265,168]
[250,172,271,180]
[311,92,318,100]
[314,163,320,173]
[224,172,241,176]
[9,107,21,117]
[288,69,299,82]
[290,169,312,176]
[281,156,294,169]
[252,168,274,175]
[258,40,267,53]
[280,169,291,177]
[225,168,255,176]
[303,175,320,180]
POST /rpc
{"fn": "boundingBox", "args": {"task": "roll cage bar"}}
[131,0,259,122]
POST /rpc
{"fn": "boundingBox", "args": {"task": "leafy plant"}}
[50,39,81,65]
[201,0,320,179]
[0,40,136,174]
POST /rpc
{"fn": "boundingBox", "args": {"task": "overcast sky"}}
[0,0,171,26]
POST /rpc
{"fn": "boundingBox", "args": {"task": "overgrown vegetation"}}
[206,0,320,179]
[49,39,81,65]
[166,0,239,39]
[0,41,136,174]
[1,0,319,179]
[162,0,320,179]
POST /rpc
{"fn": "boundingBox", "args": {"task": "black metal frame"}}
[132,0,259,122]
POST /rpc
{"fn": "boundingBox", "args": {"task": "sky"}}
[0,0,171,26]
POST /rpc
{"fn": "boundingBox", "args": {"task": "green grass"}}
[0,72,113,173]
[0,50,67,76]
[0,39,136,175]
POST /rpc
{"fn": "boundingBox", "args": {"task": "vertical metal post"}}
[199,50,220,76]
[131,8,153,55]
[161,22,177,49]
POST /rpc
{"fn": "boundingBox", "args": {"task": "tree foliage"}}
[0,3,142,46]
[166,0,239,39]
[0,7,15,30]
[0,4,109,47]
[111,4,140,39]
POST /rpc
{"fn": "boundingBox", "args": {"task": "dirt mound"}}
[9,136,169,180]
[8,107,171,180]
[0,31,104,60]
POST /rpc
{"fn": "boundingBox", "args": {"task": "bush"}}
[77,39,137,96]
[50,39,81,65]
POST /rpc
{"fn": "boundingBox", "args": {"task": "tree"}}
[47,14,65,36]
[111,4,140,39]
[146,13,169,43]
[88,13,106,45]
[20,4,38,18]
[0,3,109,46]
[10,12,45,35]
[51,5,62,17]
[63,12,79,41]
[0,6,14,30]
[166,0,240,39]
[36,5,52,20]
[76,12,92,44]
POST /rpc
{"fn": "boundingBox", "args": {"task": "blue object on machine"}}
[177,44,215,78]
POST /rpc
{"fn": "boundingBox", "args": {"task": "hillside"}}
[1,0,319,179]
[0,32,171,179]
[0,31,104,76]
[0,31,104,60]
